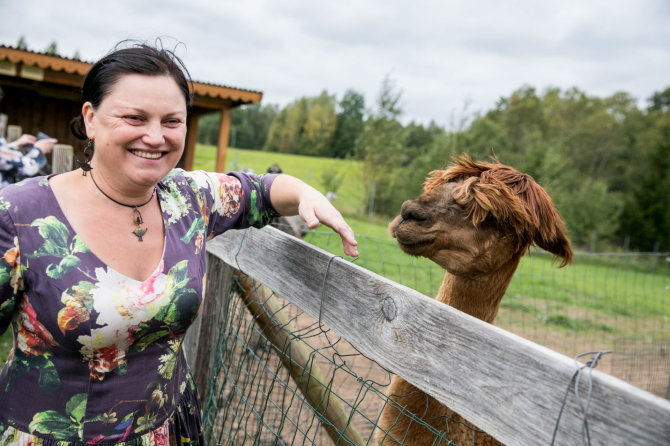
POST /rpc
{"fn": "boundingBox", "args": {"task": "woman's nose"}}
[142,121,166,146]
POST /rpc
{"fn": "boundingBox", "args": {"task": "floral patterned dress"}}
[0,169,278,445]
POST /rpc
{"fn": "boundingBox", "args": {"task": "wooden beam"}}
[205,226,670,446]
[215,107,231,172]
[43,69,86,88]
[183,113,199,171]
[192,94,249,110]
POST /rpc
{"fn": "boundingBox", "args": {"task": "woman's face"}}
[83,74,187,188]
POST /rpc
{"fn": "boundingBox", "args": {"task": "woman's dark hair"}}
[70,40,194,140]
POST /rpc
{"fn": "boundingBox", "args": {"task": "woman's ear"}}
[82,102,95,139]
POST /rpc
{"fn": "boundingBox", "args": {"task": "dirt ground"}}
[496,303,670,398]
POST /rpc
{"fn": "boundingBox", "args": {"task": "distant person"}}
[267,163,282,174]
[0,87,57,188]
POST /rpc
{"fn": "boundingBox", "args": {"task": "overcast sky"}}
[1,0,668,125]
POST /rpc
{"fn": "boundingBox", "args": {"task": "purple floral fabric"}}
[0,169,277,445]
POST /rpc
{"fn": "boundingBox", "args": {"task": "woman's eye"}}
[164,119,183,127]
[124,115,143,123]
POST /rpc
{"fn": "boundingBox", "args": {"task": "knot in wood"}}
[381,297,397,321]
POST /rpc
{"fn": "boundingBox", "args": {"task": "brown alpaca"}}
[377,156,573,445]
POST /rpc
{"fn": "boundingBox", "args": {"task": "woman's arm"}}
[270,174,358,257]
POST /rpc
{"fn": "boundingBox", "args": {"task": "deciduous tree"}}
[330,89,365,159]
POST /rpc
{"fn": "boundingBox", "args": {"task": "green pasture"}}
[1,147,668,381]
[194,144,368,217]
[304,229,669,373]
[304,230,669,319]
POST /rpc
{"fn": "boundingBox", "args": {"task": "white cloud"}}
[1,0,668,124]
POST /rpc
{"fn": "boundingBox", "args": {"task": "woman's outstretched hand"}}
[270,175,358,258]
[298,189,358,258]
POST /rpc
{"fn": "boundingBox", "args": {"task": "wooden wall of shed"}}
[0,80,85,162]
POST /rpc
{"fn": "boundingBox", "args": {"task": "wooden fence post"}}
[6,125,21,142]
[52,144,74,173]
[0,114,7,139]
[183,254,234,394]
[184,255,367,445]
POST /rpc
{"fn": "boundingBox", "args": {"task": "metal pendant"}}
[132,207,147,242]
[133,227,148,242]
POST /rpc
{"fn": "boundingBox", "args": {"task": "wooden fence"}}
[185,226,670,445]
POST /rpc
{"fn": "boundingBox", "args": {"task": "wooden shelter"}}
[0,45,262,171]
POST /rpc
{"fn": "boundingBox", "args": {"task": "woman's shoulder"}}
[158,169,215,207]
[0,176,51,207]
[160,169,235,195]
[160,169,201,193]
[161,168,216,185]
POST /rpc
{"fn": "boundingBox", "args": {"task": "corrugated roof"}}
[0,45,262,106]
[0,45,90,75]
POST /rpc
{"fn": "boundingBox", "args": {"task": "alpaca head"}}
[389,155,573,277]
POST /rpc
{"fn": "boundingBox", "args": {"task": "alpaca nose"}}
[400,200,427,222]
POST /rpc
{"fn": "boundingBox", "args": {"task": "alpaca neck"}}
[436,257,521,323]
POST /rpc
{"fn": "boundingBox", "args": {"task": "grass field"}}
[194,144,368,218]
[1,146,668,396]
[302,229,670,395]
[304,230,670,320]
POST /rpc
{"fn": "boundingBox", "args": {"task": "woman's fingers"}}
[337,225,359,258]
[300,200,358,257]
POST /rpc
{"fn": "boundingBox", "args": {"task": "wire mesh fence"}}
[200,269,494,445]
[303,231,670,399]
[193,228,670,445]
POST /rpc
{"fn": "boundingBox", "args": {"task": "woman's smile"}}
[129,149,165,160]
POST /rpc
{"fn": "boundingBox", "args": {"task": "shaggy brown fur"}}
[377,155,573,445]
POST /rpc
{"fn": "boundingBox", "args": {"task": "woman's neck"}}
[87,162,155,204]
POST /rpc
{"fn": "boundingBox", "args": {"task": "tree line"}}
[13,35,664,251]
[199,80,669,252]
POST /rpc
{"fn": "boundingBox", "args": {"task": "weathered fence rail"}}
[187,225,670,445]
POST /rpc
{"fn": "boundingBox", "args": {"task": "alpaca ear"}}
[522,181,574,267]
[534,224,573,267]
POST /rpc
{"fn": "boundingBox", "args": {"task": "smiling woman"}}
[0,40,357,446]
[81,74,188,190]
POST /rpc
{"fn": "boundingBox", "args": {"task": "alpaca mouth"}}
[396,238,433,251]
